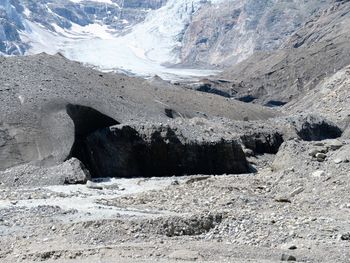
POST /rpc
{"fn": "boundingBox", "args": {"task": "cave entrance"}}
[66,104,119,177]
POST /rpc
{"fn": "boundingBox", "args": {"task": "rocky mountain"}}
[180,0,332,66]
[0,0,167,55]
[0,0,339,79]
[206,0,350,107]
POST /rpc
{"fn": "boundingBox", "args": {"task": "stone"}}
[315,153,327,160]
[309,148,320,157]
[275,196,291,203]
[327,139,344,150]
[168,250,201,261]
[281,254,296,261]
[334,158,343,164]
[289,187,304,197]
[86,181,103,190]
[340,233,350,241]
[312,170,326,177]
[61,158,90,184]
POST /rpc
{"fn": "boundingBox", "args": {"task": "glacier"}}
[17,0,223,80]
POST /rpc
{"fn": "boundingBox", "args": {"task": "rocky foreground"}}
[0,139,350,262]
[0,52,349,262]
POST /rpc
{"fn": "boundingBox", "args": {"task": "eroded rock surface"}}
[80,122,250,178]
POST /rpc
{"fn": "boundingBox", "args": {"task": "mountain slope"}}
[218,0,350,105]
[180,0,332,66]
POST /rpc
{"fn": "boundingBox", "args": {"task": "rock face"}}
[82,123,249,178]
[180,0,331,66]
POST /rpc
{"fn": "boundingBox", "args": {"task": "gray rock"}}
[168,250,201,261]
[315,153,327,160]
[327,139,344,150]
[334,158,343,164]
[333,144,350,163]
[289,187,304,198]
[61,158,90,184]
[281,254,297,261]
[312,170,326,178]
[86,180,103,190]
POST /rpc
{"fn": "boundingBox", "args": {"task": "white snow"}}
[69,0,120,7]
[20,0,223,80]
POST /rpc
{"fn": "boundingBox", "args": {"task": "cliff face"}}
[180,0,332,67]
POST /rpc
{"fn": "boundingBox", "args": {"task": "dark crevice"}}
[195,83,231,98]
[241,132,284,155]
[237,95,256,103]
[66,104,119,177]
[164,108,174,119]
[296,121,342,141]
[264,100,287,107]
